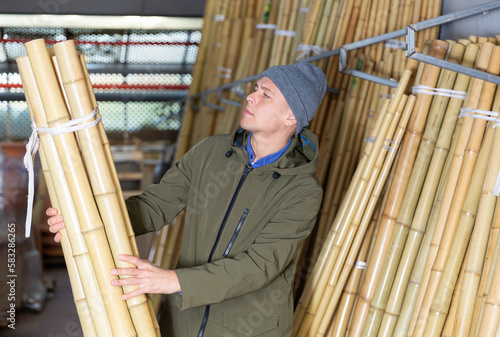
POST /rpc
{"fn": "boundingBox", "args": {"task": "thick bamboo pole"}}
[411,43,497,337]
[453,87,500,336]
[24,38,136,337]
[378,42,479,337]
[17,55,113,337]
[361,42,466,337]
[423,117,496,337]
[347,39,449,337]
[315,95,417,337]
[77,54,140,259]
[53,40,157,336]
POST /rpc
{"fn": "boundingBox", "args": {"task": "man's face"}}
[240,76,295,135]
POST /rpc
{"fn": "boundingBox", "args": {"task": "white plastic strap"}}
[494,170,500,197]
[274,30,296,37]
[23,107,101,238]
[300,7,309,13]
[364,136,376,143]
[380,94,394,98]
[412,85,467,100]
[459,107,498,122]
[354,261,367,269]
[296,44,329,61]
[215,66,232,79]
[384,39,406,50]
[214,14,225,21]
[231,83,245,96]
[367,108,375,117]
[256,24,277,30]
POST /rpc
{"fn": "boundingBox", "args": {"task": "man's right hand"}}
[46,207,64,242]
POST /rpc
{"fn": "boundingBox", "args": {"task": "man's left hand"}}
[110,254,181,300]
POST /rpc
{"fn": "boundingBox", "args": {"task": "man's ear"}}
[286,113,297,127]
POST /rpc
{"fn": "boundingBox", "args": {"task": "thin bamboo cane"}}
[289,0,311,64]
[347,39,449,337]
[411,43,497,337]
[53,40,157,336]
[17,55,113,337]
[441,244,470,337]
[472,190,500,337]
[423,120,495,337]
[329,212,377,337]
[269,0,289,67]
[377,41,479,337]
[280,0,301,65]
[316,95,417,337]
[257,0,280,73]
[361,42,466,337]
[296,68,414,337]
[476,206,500,336]
[77,54,140,259]
[176,0,216,156]
[25,38,136,337]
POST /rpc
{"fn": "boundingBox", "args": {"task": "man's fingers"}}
[46,207,58,216]
[111,268,142,277]
[121,288,145,300]
[54,232,62,242]
[118,254,146,267]
[47,215,62,226]
[48,221,64,233]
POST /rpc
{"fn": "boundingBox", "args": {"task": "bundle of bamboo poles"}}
[18,39,160,336]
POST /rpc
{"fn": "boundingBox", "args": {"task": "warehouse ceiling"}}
[0,0,207,17]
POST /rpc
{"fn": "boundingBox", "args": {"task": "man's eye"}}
[264,93,269,98]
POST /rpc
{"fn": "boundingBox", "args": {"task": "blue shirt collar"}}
[246,133,292,168]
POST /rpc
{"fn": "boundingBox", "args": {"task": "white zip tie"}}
[256,24,277,30]
[300,7,309,13]
[296,44,329,61]
[213,14,225,21]
[494,170,500,197]
[459,107,499,122]
[412,85,467,100]
[384,39,406,50]
[367,108,375,118]
[380,94,394,98]
[355,261,367,269]
[215,66,232,79]
[364,136,376,143]
[274,30,296,37]
[23,107,101,238]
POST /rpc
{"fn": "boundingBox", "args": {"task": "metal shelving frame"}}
[190,0,500,112]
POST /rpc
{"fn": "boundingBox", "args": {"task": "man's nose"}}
[246,91,256,104]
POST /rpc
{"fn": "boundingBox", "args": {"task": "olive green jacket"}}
[126,128,322,337]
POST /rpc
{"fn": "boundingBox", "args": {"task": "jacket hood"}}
[230,128,319,176]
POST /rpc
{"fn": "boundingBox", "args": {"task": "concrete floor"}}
[2,265,83,337]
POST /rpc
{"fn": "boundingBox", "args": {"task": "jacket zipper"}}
[197,165,253,337]
[223,208,250,258]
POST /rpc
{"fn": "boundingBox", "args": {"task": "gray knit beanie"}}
[262,63,327,135]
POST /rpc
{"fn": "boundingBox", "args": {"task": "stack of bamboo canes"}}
[292,40,500,337]
[18,39,160,336]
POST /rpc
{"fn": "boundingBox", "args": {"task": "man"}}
[47,62,327,336]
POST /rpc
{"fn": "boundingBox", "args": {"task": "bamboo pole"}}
[452,87,500,337]
[346,39,449,337]
[25,38,136,337]
[315,95,417,337]
[476,205,500,336]
[17,55,113,337]
[53,40,158,336]
[441,245,470,337]
[411,43,497,337]
[377,41,479,337]
[472,188,500,336]
[360,42,466,337]
[77,54,140,259]
[279,0,301,65]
